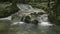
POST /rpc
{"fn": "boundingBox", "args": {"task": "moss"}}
[24,16,31,23]
[0,3,19,18]
[28,2,48,9]
[57,16,60,20]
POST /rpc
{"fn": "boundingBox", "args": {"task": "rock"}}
[31,20,39,25]
[38,12,45,15]
[24,16,31,23]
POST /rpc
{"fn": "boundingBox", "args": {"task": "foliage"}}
[0,3,19,18]
[48,0,60,25]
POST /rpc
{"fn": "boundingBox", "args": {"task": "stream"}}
[0,4,60,34]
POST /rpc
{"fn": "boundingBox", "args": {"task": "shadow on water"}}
[0,22,60,34]
[7,23,60,34]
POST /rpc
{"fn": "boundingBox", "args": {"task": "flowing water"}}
[0,4,60,34]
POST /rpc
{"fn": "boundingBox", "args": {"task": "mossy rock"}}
[24,16,31,23]
[31,20,38,25]
[38,12,45,15]
[0,3,19,18]
[48,14,60,25]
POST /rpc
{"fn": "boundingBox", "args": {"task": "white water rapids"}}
[0,4,60,34]
[0,4,53,26]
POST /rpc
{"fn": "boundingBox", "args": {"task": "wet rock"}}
[24,16,31,23]
[48,14,60,25]
[31,20,39,25]
[38,12,45,15]
[20,16,24,21]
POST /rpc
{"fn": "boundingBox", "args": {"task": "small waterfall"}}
[0,16,12,20]
[0,4,59,34]
[17,4,45,15]
[11,4,53,26]
[0,4,53,26]
[38,14,53,26]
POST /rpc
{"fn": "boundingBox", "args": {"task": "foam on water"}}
[0,16,12,20]
[11,22,25,25]
[39,22,53,26]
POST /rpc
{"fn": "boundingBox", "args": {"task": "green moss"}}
[0,3,19,18]
[24,16,31,23]
[28,2,48,9]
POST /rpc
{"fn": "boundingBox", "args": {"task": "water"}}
[0,4,60,34]
[0,16,12,20]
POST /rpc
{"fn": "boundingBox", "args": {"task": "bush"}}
[0,3,19,18]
